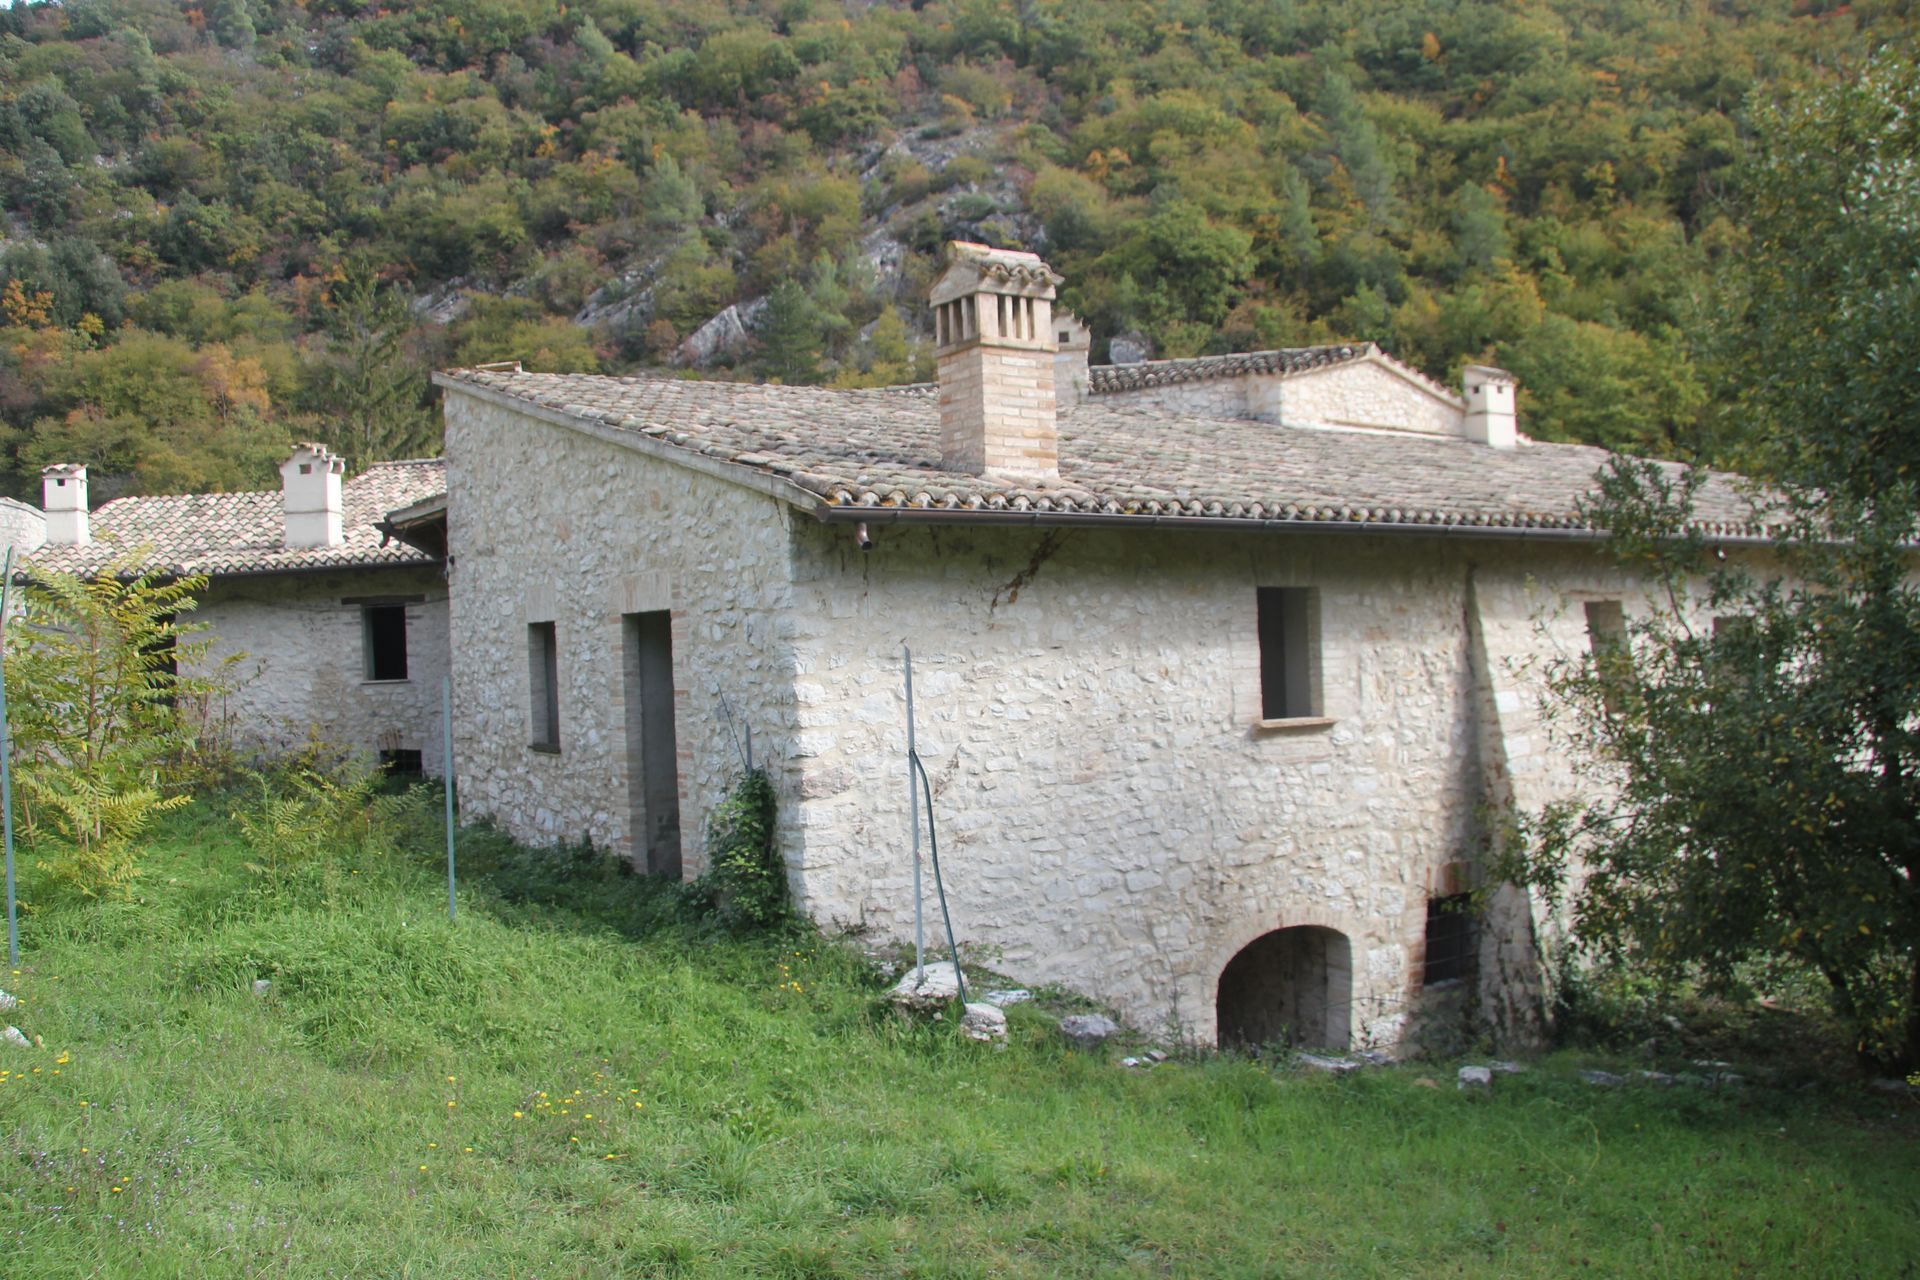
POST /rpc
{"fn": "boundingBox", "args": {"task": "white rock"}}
[1488,1060,1526,1074]
[983,988,1032,1006]
[0,989,16,1011]
[1457,1065,1493,1090]
[3,1026,30,1049]
[252,979,271,997]
[1580,1069,1625,1087]
[1299,1053,1362,1075]
[959,1002,1007,1043]
[888,962,963,1012]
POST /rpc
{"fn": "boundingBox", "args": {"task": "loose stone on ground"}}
[1057,1014,1119,1051]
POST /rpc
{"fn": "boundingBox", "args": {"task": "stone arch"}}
[1216,926,1354,1051]
[1196,907,1369,1049]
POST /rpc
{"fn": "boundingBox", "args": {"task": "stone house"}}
[21,447,452,776]
[431,244,1761,1051]
[0,495,45,561]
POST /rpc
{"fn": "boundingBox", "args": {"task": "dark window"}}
[529,621,560,751]
[1257,587,1316,720]
[364,605,409,681]
[1584,600,1626,651]
[379,748,423,777]
[1423,893,1476,986]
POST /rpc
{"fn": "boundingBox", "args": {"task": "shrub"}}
[3,561,218,898]
[692,767,786,927]
[231,749,435,881]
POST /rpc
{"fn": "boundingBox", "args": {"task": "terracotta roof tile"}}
[438,369,1767,538]
[23,459,446,580]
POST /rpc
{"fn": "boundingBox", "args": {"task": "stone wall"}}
[441,387,802,866]
[1091,356,1464,438]
[190,566,452,774]
[0,498,45,559]
[781,520,1645,1048]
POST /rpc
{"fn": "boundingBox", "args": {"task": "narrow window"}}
[1584,600,1628,713]
[364,605,409,682]
[528,621,560,751]
[1423,893,1476,985]
[1257,587,1317,720]
[1584,600,1625,651]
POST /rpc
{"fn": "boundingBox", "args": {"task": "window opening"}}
[1423,893,1476,985]
[379,748,423,777]
[364,605,409,682]
[528,621,560,751]
[1257,587,1317,720]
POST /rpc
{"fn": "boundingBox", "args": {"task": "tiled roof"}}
[23,459,447,580]
[437,370,1769,539]
[1089,344,1379,394]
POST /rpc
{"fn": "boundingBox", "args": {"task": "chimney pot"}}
[280,443,346,548]
[41,464,90,546]
[1462,365,1518,450]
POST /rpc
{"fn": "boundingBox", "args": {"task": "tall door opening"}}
[1216,926,1353,1051]
[622,611,681,878]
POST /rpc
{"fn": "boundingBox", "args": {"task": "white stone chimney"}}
[930,242,1063,479]
[1463,365,1518,450]
[1052,310,1091,413]
[280,442,345,548]
[41,464,89,546]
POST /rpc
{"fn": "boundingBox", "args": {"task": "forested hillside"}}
[0,0,1907,500]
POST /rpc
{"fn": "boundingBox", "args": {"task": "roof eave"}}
[807,502,1780,546]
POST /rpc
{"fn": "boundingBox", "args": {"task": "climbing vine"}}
[694,768,786,927]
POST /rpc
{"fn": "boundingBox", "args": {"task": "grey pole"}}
[905,645,923,981]
[443,674,456,922]
[1,547,18,968]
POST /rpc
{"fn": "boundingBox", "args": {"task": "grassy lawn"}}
[0,799,1915,1278]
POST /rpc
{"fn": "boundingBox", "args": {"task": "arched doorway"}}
[1216,926,1353,1050]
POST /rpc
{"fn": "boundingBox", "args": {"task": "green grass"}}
[1,800,1916,1278]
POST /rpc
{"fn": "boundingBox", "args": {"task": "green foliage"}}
[1506,61,1920,1070]
[692,766,786,927]
[0,0,1910,497]
[231,751,437,881]
[2,561,217,897]
[3,801,1919,1274]
[300,259,437,470]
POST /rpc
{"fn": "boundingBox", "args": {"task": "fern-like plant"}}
[3,556,218,897]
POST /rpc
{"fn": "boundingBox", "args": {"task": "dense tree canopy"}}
[0,0,1910,497]
[1509,56,1920,1071]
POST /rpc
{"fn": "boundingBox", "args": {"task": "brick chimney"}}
[1462,366,1518,450]
[930,242,1063,479]
[280,442,345,548]
[41,464,89,546]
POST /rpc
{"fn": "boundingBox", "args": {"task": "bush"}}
[230,750,435,881]
[3,561,218,898]
[691,768,786,927]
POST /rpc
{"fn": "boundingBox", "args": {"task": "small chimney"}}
[1053,310,1091,413]
[41,464,89,546]
[930,242,1063,479]
[280,442,345,548]
[1463,365,1518,450]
